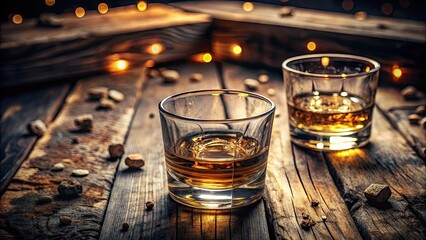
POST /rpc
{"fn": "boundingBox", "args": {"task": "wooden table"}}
[1,2,425,239]
[1,60,425,239]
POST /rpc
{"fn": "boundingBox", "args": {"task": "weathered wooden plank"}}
[0,69,144,239]
[1,4,211,88]
[376,87,426,159]
[324,109,426,239]
[221,63,362,239]
[100,62,270,240]
[0,84,71,196]
[173,1,425,89]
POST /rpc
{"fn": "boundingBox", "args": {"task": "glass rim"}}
[159,89,276,123]
[282,53,380,78]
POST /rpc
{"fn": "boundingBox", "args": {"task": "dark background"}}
[2,0,425,23]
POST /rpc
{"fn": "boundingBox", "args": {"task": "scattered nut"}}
[190,73,203,82]
[258,73,269,83]
[125,154,145,169]
[148,69,160,78]
[88,87,108,100]
[310,199,319,207]
[267,88,276,96]
[354,11,367,20]
[74,114,94,132]
[400,86,420,101]
[408,114,421,124]
[275,111,281,118]
[122,223,129,232]
[108,89,125,102]
[244,78,259,91]
[302,212,310,219]
[36,196,53,205]
[70,137,79,144]
[51,163,65,171]
[146,201,154,210]
[97,98,116,110]
[364,183,391,204]
[109,143,125,158]
[58,180,82,197]
[415,106,426,116]
[60,216,72,225]
[161,69,180,83]
[28,120,47,136]
[72,169,89,177]
[321,215,327,221]
[300,219,315,230]
[420,117,426,129]
[279,7,294,17]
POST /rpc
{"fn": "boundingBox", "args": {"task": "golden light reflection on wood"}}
[307,41,316,51]
[242,2,254,12]
[98,3,109,15]
[12,14,23,24]
[148,43,163,55]
[232,44,242,55]
[137,1,148,12]
[107,59,129,73]
[75,7,85,18]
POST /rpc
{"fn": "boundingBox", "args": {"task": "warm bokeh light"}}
[45,0,55,7]
[392,67,402,79]
[202,53,212,63]
[242,2,254,12]
[342,0,354,10]
[307,41,316,51]
[137,1,148,12]
[98,3,109,14]
[341,73,347,79]
[145,59,155,68]
[321,57,329,67]
[232,44,243,55]
[365,66,371,72]
[381,3,393,15]
[12,14,23,24]
[75,7,85,18]
[111,59,129,72]
[148,43,163,55]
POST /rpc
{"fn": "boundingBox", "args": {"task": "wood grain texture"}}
[221,63,362,240]
[324,109,426,239]
[1,4,211,88]
[173,1,425,89]
[100,62,270,240]
[0,69,144,239]
[376,87,426,159]
[0,84,71,196]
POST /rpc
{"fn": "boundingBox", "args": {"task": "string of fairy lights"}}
[7,1,409,79]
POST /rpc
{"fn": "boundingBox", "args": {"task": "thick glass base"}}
[167,172,265,209]
[290,124,371,151]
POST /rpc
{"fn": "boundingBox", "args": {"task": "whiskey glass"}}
[159,90,275,209]
[282,54,380,151]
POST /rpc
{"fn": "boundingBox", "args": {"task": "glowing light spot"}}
[316,142,324,149]
[75,7,85,18]
[148,43,163,55]
[45,0,55,7]
[12,14,23,24]
[381,3,393,15]
[359,117,366,121]
[137,1,148,12]
[232,44,243,55]
[365,66,371,72]
[355,125,364,129]
[202,53,212,63]
[212,93,220,96]
[340,92,348,97]
[321,57,330,67]
[341,73,347,79]
[98,3,109,14]
[342,0,354,10]
[242,2,254,12]
[392,68,402,79]
[238,93,249,97]
[145,59,155,68]
[307,41,316,51]
[112,59,129,72]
